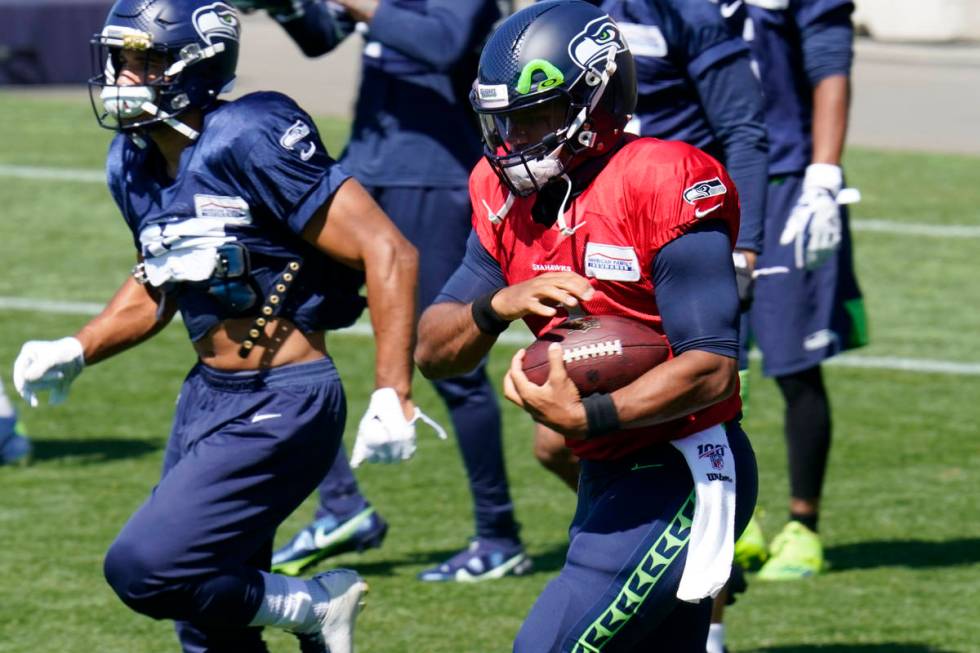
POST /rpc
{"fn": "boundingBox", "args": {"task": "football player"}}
[415,2,758,650]
[11,1,419,651]
[0,380,31,466]
[734,0,867,581]
[237,0,536,582]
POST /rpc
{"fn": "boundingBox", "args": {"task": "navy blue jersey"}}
[602,0,747,149]
[106,91,366,341]
[285,0,500,187]
[737,0,855,175]
[592,0,767,252]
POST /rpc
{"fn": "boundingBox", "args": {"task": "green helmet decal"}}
[515,59,565,95]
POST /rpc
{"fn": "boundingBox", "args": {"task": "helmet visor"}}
[478,95,572,157]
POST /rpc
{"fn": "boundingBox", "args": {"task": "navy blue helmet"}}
[89,0,241,138]
[471,0,636,196]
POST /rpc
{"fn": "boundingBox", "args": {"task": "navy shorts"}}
[750,174,868,377]
[514,423,757,653]
[104,357,347,645]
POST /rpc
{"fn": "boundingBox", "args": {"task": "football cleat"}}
[757,521,824,580]
[272,507,388,576]
[417,538,532,582]
[733,513,768,571]
[0,416,32,467]
[293,569,368,653]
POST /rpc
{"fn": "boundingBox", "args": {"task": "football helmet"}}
[471,0,636,197]
[88,0,241,139]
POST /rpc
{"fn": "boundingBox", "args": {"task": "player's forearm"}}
[278,1,350,57]
[74,277,174,365]
[364,237,418,396]
[811,74,849,166]
[415,301,497,379]
[610,350,737,430]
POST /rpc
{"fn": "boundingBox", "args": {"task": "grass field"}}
[0,95,978,653]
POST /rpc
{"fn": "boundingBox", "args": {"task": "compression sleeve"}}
[652,222,739,357]
[367,0,498,71]
[434,230,506,304]
[693,51,768,252]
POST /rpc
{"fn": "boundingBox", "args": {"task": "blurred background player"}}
[417,2,757,649]
[734,0,868,580]
[0,380,31,466]
[13,0,420,650]
[236,0,534,582]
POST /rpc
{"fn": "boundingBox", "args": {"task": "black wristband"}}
[471,289,511,335]
[582,392,621,438]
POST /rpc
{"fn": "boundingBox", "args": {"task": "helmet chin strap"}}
[139,101,200,140]
[555,173,586,237]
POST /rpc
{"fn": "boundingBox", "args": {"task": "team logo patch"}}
[803,329,839,351]
[683,177,727,204]
[584,242,641,282]
[618,23,668,58]
[477,83,510,108]
[569,15,628,71]
[192,2,240,46]
[279,120,317,161]
[194,194,251,220]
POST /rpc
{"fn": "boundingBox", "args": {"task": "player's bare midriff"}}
[194,317,328,371]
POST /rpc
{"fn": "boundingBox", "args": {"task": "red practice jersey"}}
[470,136,742,460]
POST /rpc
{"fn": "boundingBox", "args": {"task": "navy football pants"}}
[515,423,757,653]
[316,185,519,541]
[750,174,867,377]
[104,358,347,653]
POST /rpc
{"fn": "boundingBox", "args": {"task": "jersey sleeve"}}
[367,0,499,71]
[224,93,352,236]
[670,0,749,78]
[622,140,741,258]
[105,135,141,250]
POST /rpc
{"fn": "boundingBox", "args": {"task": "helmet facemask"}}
[88,19,237,141]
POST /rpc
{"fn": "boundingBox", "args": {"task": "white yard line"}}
[3,295,979,377]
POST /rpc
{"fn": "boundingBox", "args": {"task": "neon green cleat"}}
[733,514,768,570]
[757,521,824,580]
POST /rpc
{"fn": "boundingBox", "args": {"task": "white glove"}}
[13,337,85,407]
[349,388,448,468]
[780,163,847,271]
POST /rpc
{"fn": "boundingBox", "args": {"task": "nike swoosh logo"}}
[720,0,743,18]
[251,413,282,423]
[695,203,724,218]
[631,463,664,471]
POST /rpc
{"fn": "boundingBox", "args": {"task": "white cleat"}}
[296,569,369,653]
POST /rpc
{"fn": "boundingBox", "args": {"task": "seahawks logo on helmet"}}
[568,16,628,71]
[193,2,241,46]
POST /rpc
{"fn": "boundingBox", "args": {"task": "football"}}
[522,315,670,395]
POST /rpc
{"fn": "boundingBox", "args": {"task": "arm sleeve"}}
[277,1,355,57]
[234,97,352,235]
[652,222,740,357]
[796,2,855,84]
[693,52,768,252]
[367,0,498,71]
[434,230,505,304]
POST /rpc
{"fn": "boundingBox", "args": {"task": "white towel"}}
[670,423,737,603]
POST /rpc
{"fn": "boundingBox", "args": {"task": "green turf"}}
[0,96,977,653]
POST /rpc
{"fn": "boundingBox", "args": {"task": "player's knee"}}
[103,536,175,618]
